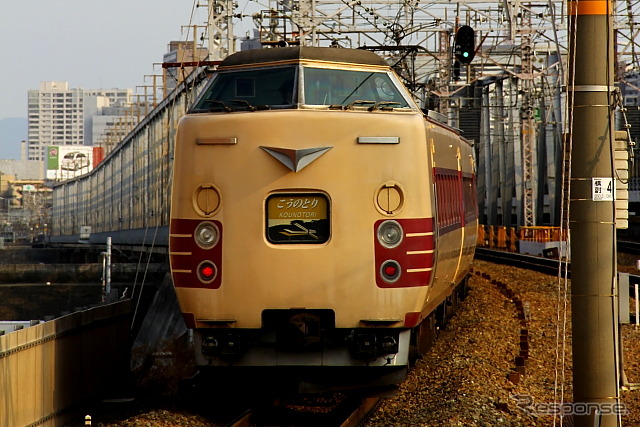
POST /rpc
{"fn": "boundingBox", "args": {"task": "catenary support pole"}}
[568,0,621,425]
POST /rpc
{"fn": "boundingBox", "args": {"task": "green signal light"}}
[455,25,475,64]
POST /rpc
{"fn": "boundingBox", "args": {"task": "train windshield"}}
[191,66,297,112]
[302,67,412,109]
[190,64,414,112]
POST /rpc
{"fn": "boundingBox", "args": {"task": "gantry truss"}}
[199,0,640,227]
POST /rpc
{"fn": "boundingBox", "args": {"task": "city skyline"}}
[0,1,211,158]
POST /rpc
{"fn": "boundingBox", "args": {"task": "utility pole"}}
[568,0,621,424]
[143,75,162,108]
[181,25,205,63]
[136,85,152,115]
[520,11,536,227]
[132,94,146,122]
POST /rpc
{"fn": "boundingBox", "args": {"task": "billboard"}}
[46,146,98,180]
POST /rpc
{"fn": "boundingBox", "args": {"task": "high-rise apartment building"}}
[27,82,131,161]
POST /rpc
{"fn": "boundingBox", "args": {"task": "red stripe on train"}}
[374,218,434,288]
[170,218,223,289]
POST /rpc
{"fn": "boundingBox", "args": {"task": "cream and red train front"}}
[168,47,459,378]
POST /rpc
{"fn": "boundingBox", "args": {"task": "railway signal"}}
[454,25,475,64]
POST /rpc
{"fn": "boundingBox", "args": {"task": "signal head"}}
[454,25,475,64]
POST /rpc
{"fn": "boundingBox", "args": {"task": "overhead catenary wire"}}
[605,7,625,425]
[552,4,578,426]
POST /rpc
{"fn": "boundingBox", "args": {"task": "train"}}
[168,46,478,392]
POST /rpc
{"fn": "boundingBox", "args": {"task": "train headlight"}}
[197,260,218,283]
[380,260,401,283]
[377,220,403,248]
[195,221,219,249]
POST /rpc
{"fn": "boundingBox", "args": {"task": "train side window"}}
[436,171,466,231]
[462,176,478,223]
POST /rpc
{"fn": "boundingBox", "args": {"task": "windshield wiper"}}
[201,99,233,112]
[230,99,257,111]
[339,73,375,103]
[345,100,376,110]
[368,101,401,111]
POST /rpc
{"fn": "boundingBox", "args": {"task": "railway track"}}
[70,376,385,426]
[224,396,381,427]
[474,247,566,276]
[477,243,640,292]
[618,239,640,255]
[477,239,640,274]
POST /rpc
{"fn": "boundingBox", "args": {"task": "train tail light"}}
[380,260,401,283]
[376,220,404,284]
[197,260,218,283]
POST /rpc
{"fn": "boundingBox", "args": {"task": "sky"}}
[0,0,227,157]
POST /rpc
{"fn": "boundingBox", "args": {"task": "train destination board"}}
[266,194,330,244]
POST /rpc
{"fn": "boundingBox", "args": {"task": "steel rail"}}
[474,247,567,277]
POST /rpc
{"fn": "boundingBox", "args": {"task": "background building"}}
[27,82,132,161]
[0,141,45,180]
[0,172,51,244]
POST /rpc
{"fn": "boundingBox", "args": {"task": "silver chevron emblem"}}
[260,146,332,172]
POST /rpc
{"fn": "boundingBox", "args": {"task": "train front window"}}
[192,66,297,112]
[302,67,411,109]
